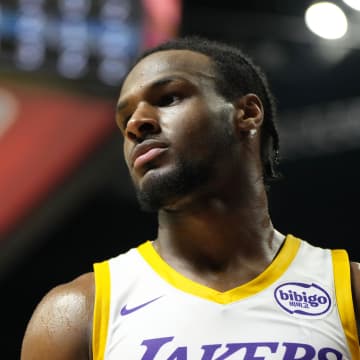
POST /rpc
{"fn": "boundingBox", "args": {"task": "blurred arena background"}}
[1,0,360,357]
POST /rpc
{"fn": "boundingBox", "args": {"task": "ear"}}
[233,93,264,137]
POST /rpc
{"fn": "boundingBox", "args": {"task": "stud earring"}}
[249,129,257,137]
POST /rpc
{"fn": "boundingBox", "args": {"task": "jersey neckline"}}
[137,234,300,304]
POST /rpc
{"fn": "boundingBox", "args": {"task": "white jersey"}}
[92,234,360,359]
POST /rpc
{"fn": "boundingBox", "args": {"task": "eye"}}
[157,93,181,107]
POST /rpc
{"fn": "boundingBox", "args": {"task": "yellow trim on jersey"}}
[138,234,300,304]
[332,249,360,359]
[92,260,111,360]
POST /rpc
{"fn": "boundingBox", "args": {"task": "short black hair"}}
[130,35,281,185]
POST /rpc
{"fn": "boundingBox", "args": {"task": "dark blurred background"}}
[1,0,360,358]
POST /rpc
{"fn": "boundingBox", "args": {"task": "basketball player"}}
[21,36,360,359]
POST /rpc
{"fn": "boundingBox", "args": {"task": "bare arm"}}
[351,262,360,335]
[21,272,94,360]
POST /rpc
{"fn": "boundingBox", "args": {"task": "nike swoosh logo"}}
[120,295,163,316]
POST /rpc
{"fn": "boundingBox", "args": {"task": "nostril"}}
[127,132,138,141]
[139,123,155,133]
[126,122,156,142]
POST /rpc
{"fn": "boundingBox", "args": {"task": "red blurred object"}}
[0,85,116,238]
[141,0,182,49]
[0,0,182,240]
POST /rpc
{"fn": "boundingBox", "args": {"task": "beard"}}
[133,117,236,213]
[135,156,213,212]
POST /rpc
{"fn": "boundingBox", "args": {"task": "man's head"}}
[136,36,280,185]
[116,36,280,212]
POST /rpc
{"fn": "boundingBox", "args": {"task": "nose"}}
[125,101,160,142]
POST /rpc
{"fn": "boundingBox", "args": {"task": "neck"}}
[146,136,285,290]
[155,181,282,272]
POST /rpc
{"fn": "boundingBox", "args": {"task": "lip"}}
[131,140,168,169]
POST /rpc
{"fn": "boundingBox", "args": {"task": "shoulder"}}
[21,272,95,360]
[351,262,360,314]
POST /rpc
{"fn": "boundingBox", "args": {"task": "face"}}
[116,50,237,212]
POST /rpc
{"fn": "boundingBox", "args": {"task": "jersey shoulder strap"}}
[92,259,111,360]
[332,249,360,358]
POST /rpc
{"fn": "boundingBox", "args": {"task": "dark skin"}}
[21,49,360,359]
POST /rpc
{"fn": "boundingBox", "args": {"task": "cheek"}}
[123,141,132,168]
[164,101,215,142]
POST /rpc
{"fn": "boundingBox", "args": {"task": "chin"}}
[135,168,182,212]
[135,161,212,213]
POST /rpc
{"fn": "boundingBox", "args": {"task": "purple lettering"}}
[141,336,174,360]
[167,346,187,360]
[241,343,278,360]
[207,343,244,359]
[308,295,318,307]
[318,347,342,360]
[140,338,343,360]
[201,342,278,360]
[294,292,303,302]
[283,342,316,360]
[280,290,289,300]
[201,344,223,360]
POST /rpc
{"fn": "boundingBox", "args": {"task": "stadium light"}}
[342,0,360,11]
[305,2,348,39]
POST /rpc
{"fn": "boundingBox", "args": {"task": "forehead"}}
[120,49,215,96]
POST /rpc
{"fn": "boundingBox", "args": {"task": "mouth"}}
[131,140,168,170]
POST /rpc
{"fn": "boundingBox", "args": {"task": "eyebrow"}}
[116,76,188,113]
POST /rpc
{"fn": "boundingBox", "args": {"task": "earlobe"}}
[234,94,264,135]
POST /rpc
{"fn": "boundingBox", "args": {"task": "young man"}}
[21,36,360,359]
